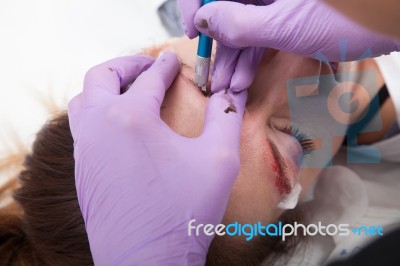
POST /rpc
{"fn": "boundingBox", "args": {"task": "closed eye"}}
[274,124,315,155]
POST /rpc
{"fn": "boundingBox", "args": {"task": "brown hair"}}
[0,113,92,265]
[206,208,304,266]
[0,112,303,265]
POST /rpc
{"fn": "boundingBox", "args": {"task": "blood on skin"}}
[266,138,292,195]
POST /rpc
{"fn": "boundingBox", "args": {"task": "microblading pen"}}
[194,0,216,93]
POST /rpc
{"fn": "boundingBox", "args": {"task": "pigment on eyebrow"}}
[267,138,292,195]
[180,62,213,97]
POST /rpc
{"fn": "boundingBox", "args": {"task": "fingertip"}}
[185,27,199,39]
[210,86,224,94]
[126,51,180,108]
[195,2,271,48]
[210,70,228,93]
[157,50,179,63]
[154,50,181,81]
[83,55,155,98]
[230,75,251,93]
[194,3,219,36]
[229,86,245,93]
[228,90,248,116]
[210,44,241,93]
[201,90,246,148]
[230,47,264,91]
[194,2,244,48]
[177,0,201,39]
[118,56,155,87]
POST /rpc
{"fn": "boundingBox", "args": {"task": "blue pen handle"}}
[194,0,216,91]
[197,32,213,58]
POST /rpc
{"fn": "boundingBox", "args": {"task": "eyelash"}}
[275,125,315,155]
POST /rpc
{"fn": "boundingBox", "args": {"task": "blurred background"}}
[0,0,180,182]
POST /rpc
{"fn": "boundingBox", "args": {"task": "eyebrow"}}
[180,60,215,90]
[181,59,215,75]
[179,67,197,88]
[179,63,204,91]
[181,62,193,70]
[267,138,292,195]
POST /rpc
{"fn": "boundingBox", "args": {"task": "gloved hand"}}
[179,0,274,93]
[68,52,247,265]
[178,0,400,92]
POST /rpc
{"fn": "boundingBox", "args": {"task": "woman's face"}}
[156,37,344,228]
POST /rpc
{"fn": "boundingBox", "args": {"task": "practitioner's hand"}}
[178,0,274,93]
[178,0,275,39]
[178,0,399,92]
[68,52,247,265]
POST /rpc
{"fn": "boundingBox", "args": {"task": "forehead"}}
[246,50,322,114]
[161,37,323,113]
[159,37,321,84]
[169,37,199,66]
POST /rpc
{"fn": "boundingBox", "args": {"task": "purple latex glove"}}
[68,52,247,265]
[178,0,273,92]
[179,0,400,92]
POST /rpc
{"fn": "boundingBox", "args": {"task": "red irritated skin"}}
[267,138,292,195]
[266,122,306,197]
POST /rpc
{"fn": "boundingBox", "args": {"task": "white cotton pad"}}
[277,183,302,210]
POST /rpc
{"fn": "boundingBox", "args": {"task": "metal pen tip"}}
[194,56,211,91]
